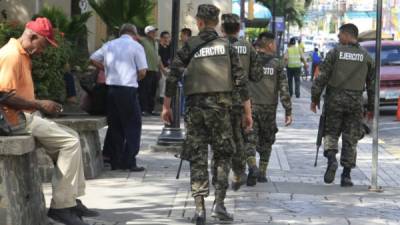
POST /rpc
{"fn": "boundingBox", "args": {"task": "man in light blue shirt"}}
[90,23,148,172]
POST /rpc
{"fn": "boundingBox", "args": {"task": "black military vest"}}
[328,44,370,91]
[232,39,251,77]
[250,54,281,105]
[184,38,233,96]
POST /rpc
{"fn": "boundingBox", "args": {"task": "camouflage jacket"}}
[228,36,263,106]
[165,28,249,107]
[252,52,292,116]
[311,44,375,111]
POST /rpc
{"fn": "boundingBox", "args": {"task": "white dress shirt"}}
[90,35,148,88]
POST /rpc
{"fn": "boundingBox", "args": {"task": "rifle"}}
[314,104,326,167]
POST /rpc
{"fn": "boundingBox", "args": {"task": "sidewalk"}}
[45,85,400,225]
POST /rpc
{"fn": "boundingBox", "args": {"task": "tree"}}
[88,0,155,35]
[257,0,312,27]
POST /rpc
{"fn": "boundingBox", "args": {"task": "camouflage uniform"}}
[311,43,374,169]
[227,37,263,181]
[220,14,263,185]
[165,15,248,203]
[246,52,292,177]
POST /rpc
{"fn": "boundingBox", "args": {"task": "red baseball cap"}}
[25,17,58,47]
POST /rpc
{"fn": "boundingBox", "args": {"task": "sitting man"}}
[0,17,98,225]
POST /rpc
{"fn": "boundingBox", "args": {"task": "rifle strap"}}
[183,35,219,67]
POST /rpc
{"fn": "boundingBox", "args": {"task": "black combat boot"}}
[211,201,234,221]
[246,157,259,186]
[324,151,338,184]
[211,190,233,221]
[192,196,206,225]
[341,167,354,187]
[231,172,247,191]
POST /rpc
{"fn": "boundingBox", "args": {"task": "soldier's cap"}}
[196,4,220,21]
[222,13,240,24]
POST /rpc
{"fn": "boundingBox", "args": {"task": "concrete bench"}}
[0,136,47,225]
[37,116,107,182]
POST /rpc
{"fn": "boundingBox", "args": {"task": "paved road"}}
[45,83,400,225]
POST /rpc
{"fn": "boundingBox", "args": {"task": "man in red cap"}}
[0,17,98,225]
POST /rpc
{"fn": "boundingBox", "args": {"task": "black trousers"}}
[103,85,142,169]
[138,71,159,113]
[287,67,301,98]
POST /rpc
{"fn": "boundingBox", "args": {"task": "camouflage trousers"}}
[246,105,278,164]
[230,106,247,176]
[323,93,364,168]
[183,102,235,199]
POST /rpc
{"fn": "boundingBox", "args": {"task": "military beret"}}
[222,13,240,24]
[196,4,220,20]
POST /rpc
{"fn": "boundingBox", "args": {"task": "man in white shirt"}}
[90,24,148,171]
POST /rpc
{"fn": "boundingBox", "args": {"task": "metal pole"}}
[157,0,185,146]
[369,0,383,192]
[35,0,42,13]
[240,0,245,24]
[272,0,276,35]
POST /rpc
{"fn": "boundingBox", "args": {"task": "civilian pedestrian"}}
[178,28,192,115]
[158,31,172,104]
[179,28,192,49]
[90,24,147,172]
[284,37,308,98]
[0,17,98,225]
[311,48,321,80]
[140,25,161,116]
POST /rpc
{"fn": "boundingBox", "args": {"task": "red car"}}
[361,40,400,106]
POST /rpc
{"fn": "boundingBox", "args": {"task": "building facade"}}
[157,0,232,35]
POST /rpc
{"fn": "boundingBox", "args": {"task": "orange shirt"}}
[0,38,35,125]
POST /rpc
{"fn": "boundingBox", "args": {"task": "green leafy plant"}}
[31,33,71,102]
[0,21,24,46]
[246,27,269,40]
[88,0,155,35]
[257,0,312,27]
[36,5,92,70]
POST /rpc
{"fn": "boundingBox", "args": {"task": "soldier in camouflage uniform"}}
[220,13,263,191]
[311,24,375,187]
[246,32,293,184]
[161,4,252,225]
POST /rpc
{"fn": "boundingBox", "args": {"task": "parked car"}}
[360,40,400,106]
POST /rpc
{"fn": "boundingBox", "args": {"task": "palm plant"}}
[88,0,155,35]
[257,0,312,27]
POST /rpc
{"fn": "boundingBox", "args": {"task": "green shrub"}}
[0,21,24,46]
[31,34,71,102]
[36,6,92,71]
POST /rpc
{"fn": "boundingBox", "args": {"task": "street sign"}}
[275,17,285,32]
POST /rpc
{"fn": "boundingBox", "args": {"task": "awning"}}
[345,11,377,20]
[232,0,271,20]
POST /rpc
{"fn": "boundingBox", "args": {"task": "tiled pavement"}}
[45,85,400,225]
